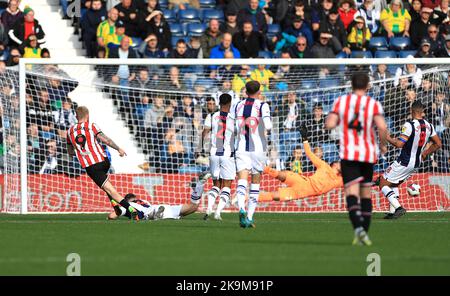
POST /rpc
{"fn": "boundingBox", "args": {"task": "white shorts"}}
[383,161,416,185]
[235,151,267,174]
[129,202,182,220]
[210,155,236,180]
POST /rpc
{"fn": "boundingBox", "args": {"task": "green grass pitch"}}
[0,212,449,275]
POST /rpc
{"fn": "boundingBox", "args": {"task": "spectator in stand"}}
[436,33,450,56]
[394,58,423,88]
[1,0,23,34]
[415,37,436,57]
[39,139,62,174]
[139,33,165,58]
[137,0,161,31]
[8,6,46,48]
[220,7,240,35]
[409,0,423,22]
[187,36,203,58]
[134,95,151,137]
[410,6,446,49]
[169,39,195,58]
[355,0,382,34]
[274,16,313,53]
[347,16,371,51]
[5,47,20,69]
[21,35,42,58]
[427,24,446,55]
[97,8,119,52]
[109,36,138,87]
[307,102,330,145]
[232,65,250,95]
[158,66,187,91]
[41,48,51,58]
[372,64,392,98]
[210,32,241,59]
[81,0,107,58]
[285,146,304,173]
[379,0,411,38]
[276,89,306,133]
[114,0,140,39]
[422,0,442,9]
[337,0,357,30]
[320,8,351,54]
[27,123,43,174]
[215,51,239,81]
[130,68,154,99]
[275,51,301,82]
[144,96,166,135]
[169,0,200,10]
[31,89,55,140]
[311,31,338,58]
[435,0,450,24]
[431,87,450,132]
[163,127,186,173]
[250,63,276,92]
[237,0,268,33]
[105,20,134,56]
[146,10,171,52]
[53,98,77,139]
[288,35,312,58]
[232,21,264,58]
[312,0,335,32]
[201,19,223,58]
[175,95,195,119]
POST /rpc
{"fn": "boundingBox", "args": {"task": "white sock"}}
[207,186,220,213]
[381,185,401,211]
[391,187,401,213]
[216,187,230,216]
[247,183,260,221]
[190,180,205,204]
[236,179,248,211]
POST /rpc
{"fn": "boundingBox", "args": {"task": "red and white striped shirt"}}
[331,94,384,164]
[67,122,106,168]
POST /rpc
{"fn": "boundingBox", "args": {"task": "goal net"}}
[1,58,449,213]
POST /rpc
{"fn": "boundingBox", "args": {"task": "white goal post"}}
[2,57,449,213]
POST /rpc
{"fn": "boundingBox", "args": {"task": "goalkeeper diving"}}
[108,172,211,220]
[260,125,343,202]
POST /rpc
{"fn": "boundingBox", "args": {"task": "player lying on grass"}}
[260,126,342,202]
[378,100,442,219]
[107,172,211,220]
[67,106,139,220]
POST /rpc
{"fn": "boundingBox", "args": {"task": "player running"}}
[325,73,388,246]
[260,126,343,202]
[108,172,211,220]
[202,94,236,221]
[224,81,272,228]
[379,100,442,219]
[67,106,139,220]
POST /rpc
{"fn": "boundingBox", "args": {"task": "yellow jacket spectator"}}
[22,35,42,58]
[97,8,118,49]
[232,65,250,96]
[347,17,372,51]
[380,0,411,38]
[250,65,275,92]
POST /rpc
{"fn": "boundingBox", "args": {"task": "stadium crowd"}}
[0,0,449,175]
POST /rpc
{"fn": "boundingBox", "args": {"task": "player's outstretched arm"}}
[97,132,126,157]
[422,134,442,161]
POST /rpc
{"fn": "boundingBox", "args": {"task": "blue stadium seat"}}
[159,0,169,9]
[169,23,184,36]
[178,9,201,23]
[389,37,411,50]
[301,80,317,90]
[335,51,349,58]
[374,50,397,58]
[368,37,388,51]
[171,36,188,47]
[162,9,177,23]
[266,24,281,39]
[258,51,273,58]
[398,50,417,58]
[202,9,224,22]
[318,78,340,88]
[187,23,206,37]
[199,0,217,8]
[350,51,373,58]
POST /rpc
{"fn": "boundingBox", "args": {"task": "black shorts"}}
[340,160,374,187]
[85,160,111,188]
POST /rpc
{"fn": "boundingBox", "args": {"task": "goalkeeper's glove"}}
[300,123,309,142]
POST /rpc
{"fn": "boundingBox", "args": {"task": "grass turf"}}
[0,212,449,275]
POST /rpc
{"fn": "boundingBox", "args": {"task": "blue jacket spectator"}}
[210,33,241,59]
[275,16,313,52]
[81,0,107,58]
[139,34,165,58]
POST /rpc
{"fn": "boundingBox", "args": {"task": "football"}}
[407,183,421,196]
